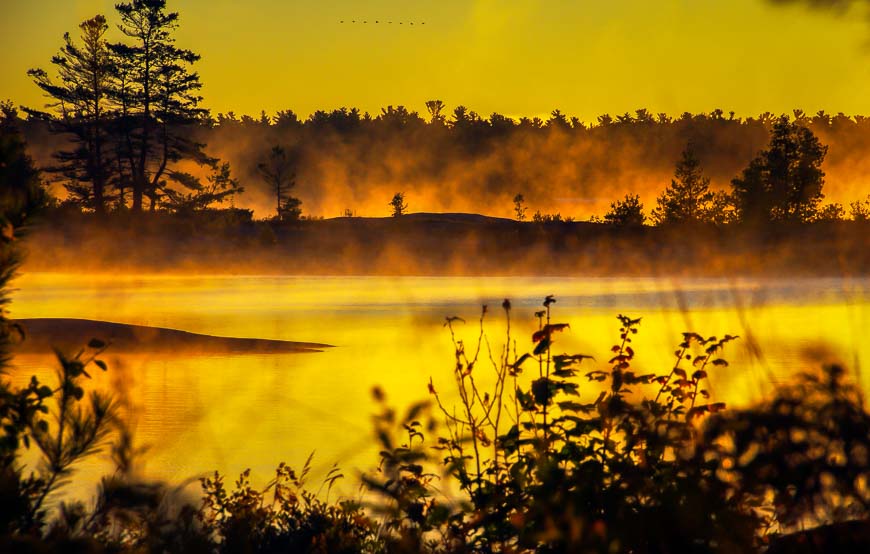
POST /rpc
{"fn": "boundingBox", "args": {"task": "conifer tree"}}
[110,0,211,211]
[651,144,715,225]
[27,16,114,213]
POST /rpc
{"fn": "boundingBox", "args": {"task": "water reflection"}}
[8,274,869,498]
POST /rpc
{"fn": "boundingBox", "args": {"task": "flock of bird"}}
[339,20,425,25]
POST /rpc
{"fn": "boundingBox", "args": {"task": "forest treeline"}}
[16,1,870,225]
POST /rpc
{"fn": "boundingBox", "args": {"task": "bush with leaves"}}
[849,194,870,222]
[360,297,763,552]
[702,364,870,533]
[198,457,376,554]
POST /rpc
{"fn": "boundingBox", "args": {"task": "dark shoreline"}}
[21,211,870,278]
[14,318,332,354]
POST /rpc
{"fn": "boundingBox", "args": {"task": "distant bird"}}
[339,19,427,26]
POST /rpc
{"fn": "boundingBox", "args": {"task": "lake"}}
[8,273,869,499]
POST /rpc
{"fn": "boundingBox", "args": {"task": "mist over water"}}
[8,273,868,498]
[20,110,870,219]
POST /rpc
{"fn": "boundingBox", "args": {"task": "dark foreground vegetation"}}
[3,102,870,552]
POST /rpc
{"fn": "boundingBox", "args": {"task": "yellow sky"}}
[2,0,870,120]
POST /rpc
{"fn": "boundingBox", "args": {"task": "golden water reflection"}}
[8,274,869,499]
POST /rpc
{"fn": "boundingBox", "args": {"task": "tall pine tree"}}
[27,16,114,213]
[110,0,212,212]
[651,144,716,225]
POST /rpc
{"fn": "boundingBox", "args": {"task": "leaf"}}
[533,337,550,356]
[532,378,552,406]
[88,338,107,349]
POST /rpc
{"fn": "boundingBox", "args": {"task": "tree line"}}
[592,115,861,227]
[20,1,870,223]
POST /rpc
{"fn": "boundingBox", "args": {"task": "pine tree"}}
[651,145,715,225]
[110,0,211,212]
[604,194,645,227]
[27,15,114,213]
[257,145,302,220]
[390,193,408,217]
[731,116,827,223]
[163,162,244,213]
[513,193,527,221]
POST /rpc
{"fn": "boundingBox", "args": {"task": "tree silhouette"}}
[731,116,827,224]
[425,100,446,125]
[110,0,212,212]
[163,162,243,213]
[651,143,716,225]
[257,145,301,221]
[390,192,408,217]
[0,103,48,237]
[27,16,114,213]
[815,202,845,222]
[604,193,646,227]
[850,195,870,221]
[513,193,527,221]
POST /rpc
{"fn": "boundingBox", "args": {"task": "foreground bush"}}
[0,296,868,552]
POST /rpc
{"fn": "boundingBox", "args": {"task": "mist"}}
[20,107,870,220]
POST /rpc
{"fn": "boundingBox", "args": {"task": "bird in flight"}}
[339,19,426,25]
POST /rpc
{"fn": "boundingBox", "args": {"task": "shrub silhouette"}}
[702,364,870,531]
[363,298,870,552]
[362,298,758,552]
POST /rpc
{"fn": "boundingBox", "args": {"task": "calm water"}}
[8,273,870,498]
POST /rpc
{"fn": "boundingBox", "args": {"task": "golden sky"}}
[2,0,870,120]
